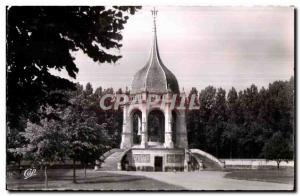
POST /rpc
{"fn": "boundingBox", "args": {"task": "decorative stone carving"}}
[167,154,184,163]
[133,154,151,163]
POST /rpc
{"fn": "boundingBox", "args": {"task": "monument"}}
[119,8,189,171]
[99,9,224,172]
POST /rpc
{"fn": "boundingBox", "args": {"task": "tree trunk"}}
[84,164,87,180]
[277,160,280,170]
[44,165,48,189]
[18,159,22,177]
[73,159,76,183]
[229,139,232,159]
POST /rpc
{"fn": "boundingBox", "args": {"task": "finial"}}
[151,7,158,18]
[167,84,171,92]
[181,87,186,95]
[151,7,158,33]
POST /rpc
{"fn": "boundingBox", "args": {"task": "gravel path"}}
[110,171,294,191]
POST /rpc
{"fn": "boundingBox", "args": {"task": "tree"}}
[227,87,238,121]
[222,123,239,158]
[222,87,239,158]
[263,132,293,169]
[63,107,107,181]
[198,86,216,153]
[94,87,123,148]
[19,83,111,185]
[7,6,141,128]
[209,88,227,157]
[238,84,261,158]
[63,84,109,182]
[85,82,94,96]
[267,80,294,138]
[185,78,294,159]
[186,88,201,148]
[21,116,68,189]
[7,126,27,175]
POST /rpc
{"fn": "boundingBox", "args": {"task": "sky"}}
[52,6,294,92]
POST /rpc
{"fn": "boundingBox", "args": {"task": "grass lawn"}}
[224,167,294,185]
[7,168,185,191]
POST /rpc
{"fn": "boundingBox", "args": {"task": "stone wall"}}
[124,148,185,171]
[221,159,294,169]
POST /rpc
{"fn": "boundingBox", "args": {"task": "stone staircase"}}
[97,148,224,171]
[98,149,126,171]
[189,149,224,171]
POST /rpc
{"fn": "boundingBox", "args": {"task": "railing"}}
[99,148,121,161]
[190,148,225,168]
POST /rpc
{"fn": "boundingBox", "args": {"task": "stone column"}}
[176,110,188,149]
[184,149,190,172]
[137,115,142,135]
[120,105,132,149]
[164,103,174,148]
[140,105,148,148]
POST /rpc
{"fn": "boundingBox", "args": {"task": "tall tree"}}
[186,88,201,148]
[185,78,294,159]
[238,84,261,158]
[63,84,109,182]
[94,87,123,148]
[267,80,294,137]
[209,88,227,157]
[198,86,216,152]
[7,6,141,128]
[222,87,239,158]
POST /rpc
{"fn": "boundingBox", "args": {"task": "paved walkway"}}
[110,171,293,190]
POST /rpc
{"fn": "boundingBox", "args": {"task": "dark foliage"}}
[6,6,140,128]
[262,132,293,168]
[7,77,294,169]
[187,77,294,159]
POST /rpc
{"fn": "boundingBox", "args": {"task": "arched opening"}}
[148,110,165,143]
[172,110,177,145]
[131,109,142,145]
[120,154,129,171]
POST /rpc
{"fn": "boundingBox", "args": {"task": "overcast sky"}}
[53,6,294,92]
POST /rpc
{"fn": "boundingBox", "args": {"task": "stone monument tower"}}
[119,8,189,171]
[98,9,224,172]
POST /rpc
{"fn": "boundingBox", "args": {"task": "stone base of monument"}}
[124,148,185,172]
[96,148,224,172]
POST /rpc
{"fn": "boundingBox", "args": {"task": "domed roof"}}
[131,15,179,95]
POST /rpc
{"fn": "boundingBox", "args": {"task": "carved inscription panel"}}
[133,154,150,163]
[167,154,183,163]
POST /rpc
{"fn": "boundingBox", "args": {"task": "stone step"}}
[99,149,126,171]
[191,150,224,171]
[100,148,123,161]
